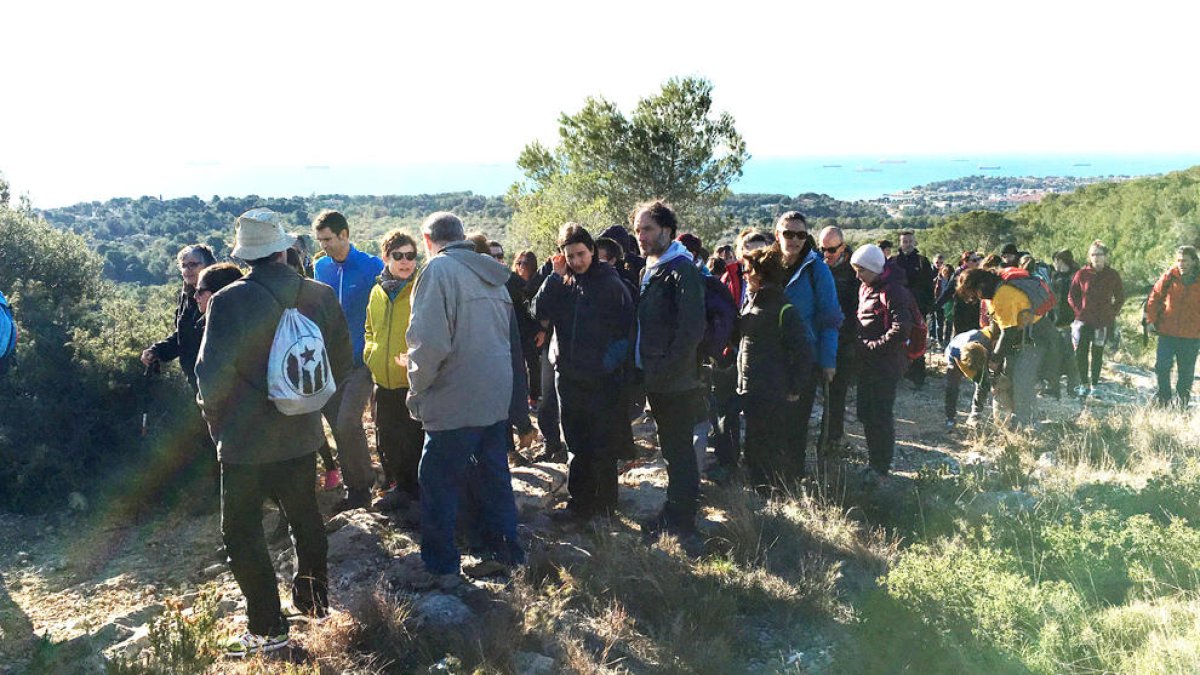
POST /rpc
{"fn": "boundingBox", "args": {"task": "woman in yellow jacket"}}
[363,229,422,510]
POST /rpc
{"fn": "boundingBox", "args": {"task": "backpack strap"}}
[779,303,794,330]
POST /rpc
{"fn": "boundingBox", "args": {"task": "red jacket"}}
[1145,268,1200,339]
[721,261,743,308]
[1068,265,1125,328]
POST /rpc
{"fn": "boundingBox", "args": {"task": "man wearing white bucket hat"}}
[196,208,354,658]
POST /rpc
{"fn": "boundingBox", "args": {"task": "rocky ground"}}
[0,352,1165,673]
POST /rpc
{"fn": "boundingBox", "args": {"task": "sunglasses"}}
[195,287,211,295]
[820,244,844,254]
[779,230,806,240]
[389,250,417,261]
[178,261,204,270]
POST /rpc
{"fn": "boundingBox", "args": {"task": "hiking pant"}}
[905,353,927,386]
[221,453,328,637]
[1075,325,1106,387]
[647,388,704,527]
[785,366,821,479]
[1155,335,1199,407]
[372,385,423,495]
[998,345,1044,427]
[857,368,900,474]
[419,421,522,574]
[536,349,562,453]
[711,364,741,468]
[323,365,374,494]
[742,394,785,486]
[820,338,858,446]
[523,342,541,403]
[945,362,993,422]
[557,374,619,513]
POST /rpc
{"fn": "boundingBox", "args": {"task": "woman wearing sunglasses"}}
[363,230,424,511]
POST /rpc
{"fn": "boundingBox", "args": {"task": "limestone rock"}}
[413,592,473,628]
[514,651,556,675]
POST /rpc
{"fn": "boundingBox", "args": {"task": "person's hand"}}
[551,254,567,277]
[823,367,836,383]
[534,330,547,349]
[394,353,409,368]
[140,349,158,367]
[518,429,538,450]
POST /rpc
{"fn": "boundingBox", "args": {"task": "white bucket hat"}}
[232,208,293,260]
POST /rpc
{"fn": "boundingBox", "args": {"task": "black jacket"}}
[736,285,813,400]
[827,249,861,343]
[937,265,984,335]
[532,261,634,387]
[636,252,706,393]
[1050,267,1077,327]
[893,248,935,315]
[151,287,204,390]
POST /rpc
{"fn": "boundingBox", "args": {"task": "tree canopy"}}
[508,77,749,252]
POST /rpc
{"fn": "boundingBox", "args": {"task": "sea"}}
[47,154,1200,207]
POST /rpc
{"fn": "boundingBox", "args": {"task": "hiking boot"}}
[322,469,342,491]
[372,487,411,512]
[333,488,371,514]
[531,445,566,464]
[548,501,593,525]
[409,569,465,591]
[223,631,289,659]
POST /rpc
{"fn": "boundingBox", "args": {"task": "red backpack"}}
[997,267,1056,318]
[882,285,928,362]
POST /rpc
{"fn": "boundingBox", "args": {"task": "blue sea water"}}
[161,154,1200,204]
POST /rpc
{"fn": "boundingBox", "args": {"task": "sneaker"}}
[333,488,371,514]
[224,631,289,659]
[322,469,342,491]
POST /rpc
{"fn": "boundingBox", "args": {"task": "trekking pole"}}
[141,360,160,437]
[819,377,833,483]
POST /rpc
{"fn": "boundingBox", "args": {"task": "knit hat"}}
[850,244,886,274]
[231,208,293,260]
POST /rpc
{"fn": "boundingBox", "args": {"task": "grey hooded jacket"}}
[405,240,514,431]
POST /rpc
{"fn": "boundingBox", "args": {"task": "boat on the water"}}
[978,165,1001,170]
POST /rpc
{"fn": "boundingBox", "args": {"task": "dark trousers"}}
[523,344,541,402]
[1075,325,1106,387]
[820,339,858,447]
[418,421,521,574]
[784,367,821,478]
[1156,335,1199,406]
[221,453,328,636]
[536,349,562,452]
[857,369,900,474]
[711,365,741,468]
[905,354,927,386]
[928,310,944,344]
[372,385,423,494]
[742,395,785,486]
[614,383,640,461]
[647,389,703,526]
[558,374,620,512]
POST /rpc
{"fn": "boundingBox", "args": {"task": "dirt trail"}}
[0,354,1158,671]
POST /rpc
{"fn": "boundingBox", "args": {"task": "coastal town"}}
[874,174,1131,218]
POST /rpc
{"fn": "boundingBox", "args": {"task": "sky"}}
[3,0,1198,207]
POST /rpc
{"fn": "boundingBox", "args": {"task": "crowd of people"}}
[125,202,1200,658]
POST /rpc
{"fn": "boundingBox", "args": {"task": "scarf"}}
[378,267,415,299]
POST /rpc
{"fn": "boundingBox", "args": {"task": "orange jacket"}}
[1145,268,1200,339]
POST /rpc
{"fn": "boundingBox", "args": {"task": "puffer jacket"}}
[1068,265,1125,329]
[856,261,916,379]
[1050,266,1077,327]
[781,245,843,370]
[1145,267,1200,339]
[150,287,204,389]
[532,261,634,386]
[736,285,813,400]
[363,272,417,390]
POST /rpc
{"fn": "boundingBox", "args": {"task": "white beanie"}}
[851,244,886,274]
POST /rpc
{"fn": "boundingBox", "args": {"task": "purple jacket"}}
[856,261,916,378]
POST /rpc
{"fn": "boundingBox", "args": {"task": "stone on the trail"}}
[216,597,239,617]
[965,490,1036,518]
[68,492,88,512]
[619,480,667,522]
[511,464,567,516]
[114,602,165,628]
[202,563,225,579]
[413,592,474,628]
[91,620,135,647]
[107,624,150,660]
[514,650,557,675]
[327,511,398,611]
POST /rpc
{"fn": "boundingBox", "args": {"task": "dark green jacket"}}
[196,262,353,465]
[636,247,706,393]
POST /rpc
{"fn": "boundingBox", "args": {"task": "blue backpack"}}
[0,291,16,375]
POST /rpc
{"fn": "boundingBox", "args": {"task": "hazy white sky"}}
[4,0,1197,206]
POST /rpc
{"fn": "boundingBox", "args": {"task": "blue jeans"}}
[1155,334,1199,406]
[418,420,522,574]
